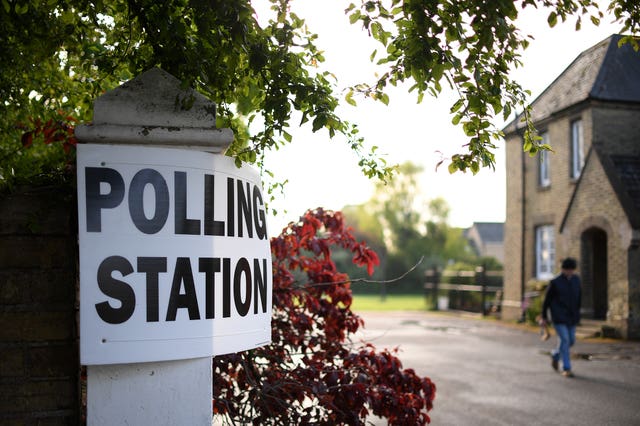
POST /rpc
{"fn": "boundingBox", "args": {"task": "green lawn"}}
[351,294,429,312]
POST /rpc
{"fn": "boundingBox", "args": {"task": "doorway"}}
[581,228,608,320]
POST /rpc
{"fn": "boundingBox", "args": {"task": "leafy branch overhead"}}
[1,1,639,188]
[346,0,639,172]
[0,0,391,189]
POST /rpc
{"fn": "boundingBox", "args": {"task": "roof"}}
[600,153,640,229]
[561,149,640,231]
[504,34,640,134]
[590,37,640,102]
[467,222,504,243]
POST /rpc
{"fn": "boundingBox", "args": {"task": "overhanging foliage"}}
[1,0,638,187]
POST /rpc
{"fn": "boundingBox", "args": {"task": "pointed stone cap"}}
[75,68,233,152]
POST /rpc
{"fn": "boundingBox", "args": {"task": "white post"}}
[87,359,212,425]
[76,68,233,425]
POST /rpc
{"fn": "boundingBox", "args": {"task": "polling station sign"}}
[77,144,272,365]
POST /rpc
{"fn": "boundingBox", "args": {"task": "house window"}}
[536,225,555,279]
[570,119,584,179]
[539,132,550,187]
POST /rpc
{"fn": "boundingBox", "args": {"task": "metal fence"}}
[424,266,503,316]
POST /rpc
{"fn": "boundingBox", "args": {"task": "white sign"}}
[77,144,272,365]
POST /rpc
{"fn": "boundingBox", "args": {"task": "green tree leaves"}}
[0,0,394,189]
[2,0,638,189]
[345,0,633,173]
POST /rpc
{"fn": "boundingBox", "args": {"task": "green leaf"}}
[15,2,28,14]
[1,0,9,13]
[445,27,457,43]
[312,115,327,132]
[345,90,357,106]
[547,12,557,28]
[371,22,381,41]
[386,43,397,55]
[462,122,476,136]
[349,10,362,25]
[502,103,512,121]
[470,161,480,174]
[450,99,464,114]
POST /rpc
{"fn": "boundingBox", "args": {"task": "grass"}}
[350,294,429,312]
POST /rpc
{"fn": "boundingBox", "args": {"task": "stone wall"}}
[503,104,594,320]
[592,104,640,155]
[561,151,630,330]
[504,101,640,337]
[629,243,640,339]
[503,132,525,320]
[0,185,79,424]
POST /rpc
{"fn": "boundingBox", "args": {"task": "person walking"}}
[541,257,582,377]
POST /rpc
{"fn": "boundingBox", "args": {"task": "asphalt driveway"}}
[357,311,640,426]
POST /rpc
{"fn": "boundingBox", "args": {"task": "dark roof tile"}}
[469,222,504,243]
[609,154,640,227]
[590,37,640,102]
[504,34,640,134]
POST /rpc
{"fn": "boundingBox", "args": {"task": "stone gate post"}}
[75,68,233,425]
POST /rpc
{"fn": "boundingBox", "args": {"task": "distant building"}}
[502,35,640,339]
[465,222,504,263]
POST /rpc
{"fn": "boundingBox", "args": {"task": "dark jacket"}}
[542,273,581,325]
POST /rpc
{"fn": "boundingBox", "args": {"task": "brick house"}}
[464,222,504,263]
[502,34,640,339]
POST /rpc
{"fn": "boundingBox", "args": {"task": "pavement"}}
[357,310,640,426]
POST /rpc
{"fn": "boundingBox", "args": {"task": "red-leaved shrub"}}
[213,208,436,425]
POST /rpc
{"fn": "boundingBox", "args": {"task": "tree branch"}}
[287,256,424,290]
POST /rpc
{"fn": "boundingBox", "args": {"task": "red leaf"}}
[21,132,33,148]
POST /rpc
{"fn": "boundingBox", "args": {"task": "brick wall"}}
[503,106,593,320]
[629,243,640,339]
[503,132,524,320]
[504,102,640,337]
[589,103,640,337]
[592,104,640,155]
[561,150,630,327]
[0,185,79,424]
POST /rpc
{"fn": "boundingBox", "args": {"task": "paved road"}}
[357,311,640,426]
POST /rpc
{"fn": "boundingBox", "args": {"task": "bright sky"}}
[257,1,623,234]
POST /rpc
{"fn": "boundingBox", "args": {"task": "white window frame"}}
[570,119,584,179]
[536,225,555,279]
[539,132,550,187]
